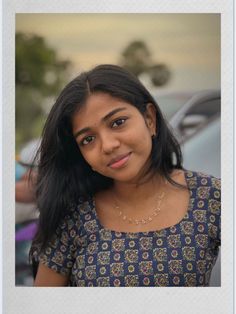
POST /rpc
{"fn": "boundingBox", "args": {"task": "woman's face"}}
[72,92,156,184]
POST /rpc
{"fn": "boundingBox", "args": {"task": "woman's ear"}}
[145,103,157,136]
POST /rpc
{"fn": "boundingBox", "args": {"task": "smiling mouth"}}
[107,152,132,169]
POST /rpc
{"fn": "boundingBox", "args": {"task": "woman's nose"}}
[100,132,120,154]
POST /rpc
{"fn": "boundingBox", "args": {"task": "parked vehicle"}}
[181,116,220,178]
[169,90,220,143]
[153,92,194,120]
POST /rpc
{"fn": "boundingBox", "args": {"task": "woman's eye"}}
[111,118,126,128]
[81,135,95,146]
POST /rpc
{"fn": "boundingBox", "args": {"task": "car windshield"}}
[154,93,194,120]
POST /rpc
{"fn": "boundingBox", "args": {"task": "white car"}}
[154,92,194,120]
[182,116,220,178]
[170,90,220,143]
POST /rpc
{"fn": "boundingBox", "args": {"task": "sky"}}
[16,13,220,93]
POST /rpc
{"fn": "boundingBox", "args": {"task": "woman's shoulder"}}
[64,198,93,218]
[184,169,221,191]
[185,170,221,243]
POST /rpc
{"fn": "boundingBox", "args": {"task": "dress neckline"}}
[91,169,194,235]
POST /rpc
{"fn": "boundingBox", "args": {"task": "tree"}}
[120,40,171,87]
[15,32,71,151]
[148,64,171,87]
[121,40,151,76]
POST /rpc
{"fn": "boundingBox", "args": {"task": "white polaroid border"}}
[2,1,234,314]
[0,0,3,313]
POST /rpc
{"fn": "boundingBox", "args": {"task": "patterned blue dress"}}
[32,170,221,287]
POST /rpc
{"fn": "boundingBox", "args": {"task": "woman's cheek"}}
[84,152,98,169]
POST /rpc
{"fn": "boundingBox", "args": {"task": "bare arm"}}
[15,180,36,203]
[15,170,37,203]
[34,263,69,287]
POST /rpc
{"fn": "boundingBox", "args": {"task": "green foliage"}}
[120,40,171,87]
[148,64,171,87]
[121,40,151,76]
[15,32,71,152]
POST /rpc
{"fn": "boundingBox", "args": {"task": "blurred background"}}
[15,13,221,286]
[15,13,220,152]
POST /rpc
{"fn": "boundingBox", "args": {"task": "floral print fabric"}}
[32,170,221,286]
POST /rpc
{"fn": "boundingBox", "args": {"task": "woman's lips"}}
[108,152,131,169]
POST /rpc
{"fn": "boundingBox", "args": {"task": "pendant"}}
[115,189,164,225]
[158,192,165,199]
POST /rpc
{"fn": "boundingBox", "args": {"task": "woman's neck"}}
[111,173,165,205]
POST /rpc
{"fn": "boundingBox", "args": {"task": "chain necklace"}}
[113,182,166,226]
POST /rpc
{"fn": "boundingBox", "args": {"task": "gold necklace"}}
[113,188,166,226]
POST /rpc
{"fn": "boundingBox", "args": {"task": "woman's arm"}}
[15,170,37,203]
[34,263,69,287]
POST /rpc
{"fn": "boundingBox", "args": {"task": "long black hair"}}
[30,64,183,253]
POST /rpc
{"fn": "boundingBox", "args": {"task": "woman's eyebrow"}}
[102,107,127,122]
[74,107,127,138]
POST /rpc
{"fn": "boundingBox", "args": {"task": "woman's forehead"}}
[74,93,136,119]
[71,93,140,133]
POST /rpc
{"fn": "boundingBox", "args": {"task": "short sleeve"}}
[207,176,221,245]
[33,209,81,276]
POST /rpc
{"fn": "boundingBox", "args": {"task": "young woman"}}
[30,64,221,287]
